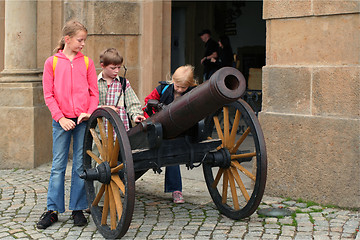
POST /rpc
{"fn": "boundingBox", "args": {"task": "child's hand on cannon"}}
[134,115,146,123]
[77,113,91,124]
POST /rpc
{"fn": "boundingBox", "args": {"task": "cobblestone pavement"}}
[0,162,359,240]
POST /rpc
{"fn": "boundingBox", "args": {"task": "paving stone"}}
[278,237,293,240]
[283,201,297,206]
[243,236,262,240]
[294,203,308,208]
[265,228,281,234]
[0,233,10,238]
[310,206,323,211]
[262,233,278,238]
[281,231,295,237]
[264,217,278,224]
[244,231,263,237]
[314,225,329,231]
[297,226,314,232]
[314,236,330,240]
[279,218,294,225]
[228,231,246,238]
[265,223,281,229]
[342,232,357,238]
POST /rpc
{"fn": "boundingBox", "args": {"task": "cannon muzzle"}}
[129,67,246,139]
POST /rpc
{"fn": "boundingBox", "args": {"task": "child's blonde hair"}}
[54,20,87,52]
[99,48,124,67]
[170,65,196,87]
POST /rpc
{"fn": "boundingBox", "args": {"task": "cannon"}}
[81,67,267,239]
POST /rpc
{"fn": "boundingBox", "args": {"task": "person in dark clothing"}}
[199,29,219,81]
[211,35,234,68]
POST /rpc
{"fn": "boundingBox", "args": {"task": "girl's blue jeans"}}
[47,120,88,213]
[164,165,182,192]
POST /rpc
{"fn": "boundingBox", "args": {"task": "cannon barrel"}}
[129,67,246,139]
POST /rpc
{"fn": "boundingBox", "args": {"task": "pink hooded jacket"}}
[43,51,99,122]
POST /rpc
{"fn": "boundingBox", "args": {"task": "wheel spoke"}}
[108,184,117,230]
[110,181,123,221]
[111,163,124,174]
[230,166,250,202]
[230,127,251,154]
[101,185,110,225]
[211,168,224,188]
[228,169,240,210]
[110,137,120,168]
[213,116,224,145]
[92,184,105,207]
[112,174,125,194]
[231,152,256,160]
[90,128,105,160]
[107,121,115,167]
[222,169,229,204]
[231,161,256,182]
[97,118,108,161]
[229,110,241,147]
[86,150,103,165]
[223,107,230,148]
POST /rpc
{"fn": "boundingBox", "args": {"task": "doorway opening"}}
[171,1,265,113]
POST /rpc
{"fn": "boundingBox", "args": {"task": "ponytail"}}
[54,38,65,53]
[53,20,87,53]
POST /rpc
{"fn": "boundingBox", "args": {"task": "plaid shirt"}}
[98,72,143,131]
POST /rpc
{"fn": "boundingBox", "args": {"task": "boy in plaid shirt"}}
[97,48,145,130]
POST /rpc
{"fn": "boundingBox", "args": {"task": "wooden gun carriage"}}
[81,67,267,239]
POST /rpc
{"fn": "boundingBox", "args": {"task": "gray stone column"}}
[0,0,52,168]
[1,0,41,81]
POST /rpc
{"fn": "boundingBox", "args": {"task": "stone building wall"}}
[259,0,360,208]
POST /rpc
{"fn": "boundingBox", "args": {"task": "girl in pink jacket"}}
[37,20,99,230]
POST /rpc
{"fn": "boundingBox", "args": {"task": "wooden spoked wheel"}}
[83,108,135,239]
[203,99,267,219]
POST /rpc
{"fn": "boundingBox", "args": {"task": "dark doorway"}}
[171,1,265,90]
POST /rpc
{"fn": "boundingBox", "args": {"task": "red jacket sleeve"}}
[142,88,160,118]
[43,56,64,122]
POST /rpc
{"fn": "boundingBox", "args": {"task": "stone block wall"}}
[260,0,360,207]
[81,1,141,92]
[63,0,171,100]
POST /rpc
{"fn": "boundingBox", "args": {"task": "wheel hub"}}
[80,161,111,184]
[212,148,232,169]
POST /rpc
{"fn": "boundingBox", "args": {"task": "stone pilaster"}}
[140,0,171,100]
[0,0,52,168]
